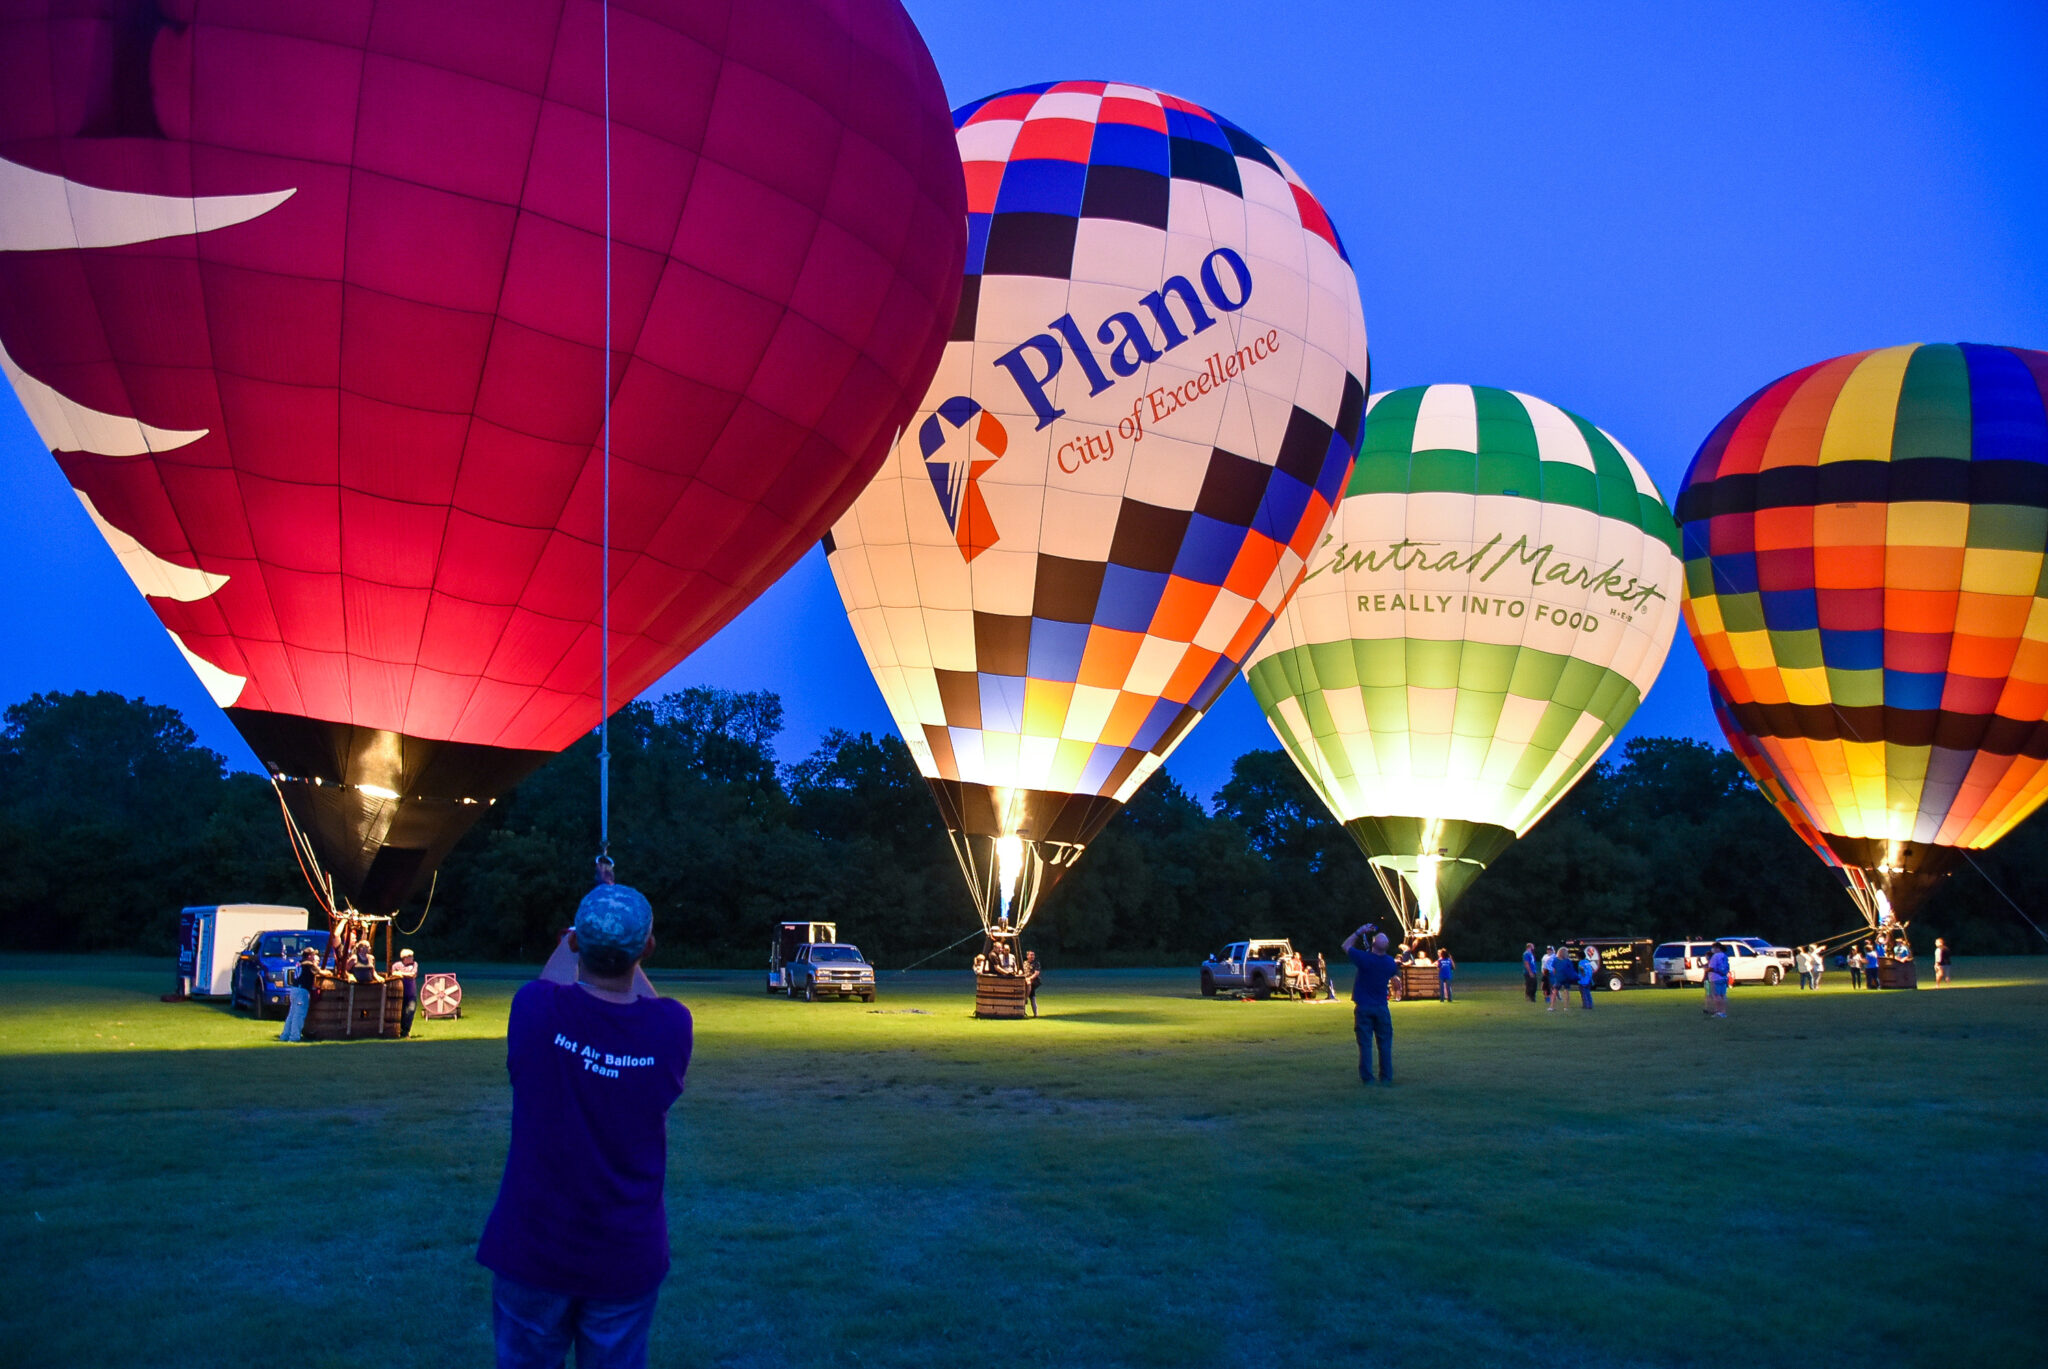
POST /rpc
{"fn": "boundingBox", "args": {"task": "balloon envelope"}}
[1243,385,1683,934]
[826,81,1368,930]
[1678,343,2048,923]
[0,0,965,909]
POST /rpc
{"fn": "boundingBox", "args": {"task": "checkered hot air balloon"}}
[1241,385,1684,938]
[825,82,1368,935]
[0,0,965,913]
[1679,343,2048,927]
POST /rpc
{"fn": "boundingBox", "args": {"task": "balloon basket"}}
[1386,965,1442,1003]
[973,973,1032,1019]
[303,974,406,1040]
[1875,961,1919,990]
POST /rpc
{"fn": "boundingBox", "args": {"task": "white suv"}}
[1653,940,1785,987]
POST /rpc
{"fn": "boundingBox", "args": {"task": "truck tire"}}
[1251,976,1272,1001]
[862,992,876,1003]
[804,982,817,1002]
[1606,973,1624,993]
[252,988,267,1020]
[1765,966,1783,986]
[1200,971,1216,997]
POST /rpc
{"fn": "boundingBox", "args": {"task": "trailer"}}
[178,905,312,998]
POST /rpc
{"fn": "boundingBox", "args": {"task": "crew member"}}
[477,883,693,1368]
[392,948,420,1036]
[1342,923,1400,1085]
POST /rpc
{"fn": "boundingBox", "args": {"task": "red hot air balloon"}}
[0,0,965,912]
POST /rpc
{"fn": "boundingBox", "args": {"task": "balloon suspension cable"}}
[395,871,438,938]
[595,0,614,866]
[267,775,335,919]
[1954,851,2048,946]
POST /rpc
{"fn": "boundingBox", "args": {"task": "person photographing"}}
[1342,923,1400,1086]
[476,881,694,1368]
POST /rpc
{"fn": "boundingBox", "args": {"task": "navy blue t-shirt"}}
[1347,946,1400,1003]
[477,979,693,1299]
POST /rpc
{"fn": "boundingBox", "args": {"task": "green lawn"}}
[2,955,2043,1367]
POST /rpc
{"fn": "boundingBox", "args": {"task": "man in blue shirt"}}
[477,882,694,1369]
[1343,923,1400,1085]
[1522,943,1538,1003]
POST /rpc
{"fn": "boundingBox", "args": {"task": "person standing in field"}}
[392,948,420,1036]
[1437,948,1455,1002]
[1319,952,1337,1001]
[1935,938,1952,984]
[278,946,319,1042]
[1809,945,1824,990]
[1024,950,1042,1016]
[1540,947,1557,1011]
[1703,943,1730,1018]
[1522,943,1539,1003]
[1795,946,1813,991]
[1847,944,1864,990]
[477,882,693,1369]
[1577,947,1597,1009]
[1343,923,1399,1085]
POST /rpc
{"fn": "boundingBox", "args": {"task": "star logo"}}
[919,396,1007,561]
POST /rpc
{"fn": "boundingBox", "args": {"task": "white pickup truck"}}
[1652,939,1786,987]
[1200,940,1296,999]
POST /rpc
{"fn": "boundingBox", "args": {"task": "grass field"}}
[2,955,2044,1368]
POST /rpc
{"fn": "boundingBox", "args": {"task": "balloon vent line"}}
[596,0,614,861]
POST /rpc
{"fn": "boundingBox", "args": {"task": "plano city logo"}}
[920,395,1009,561]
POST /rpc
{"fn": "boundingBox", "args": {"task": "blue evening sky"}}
[1,0,2043,800]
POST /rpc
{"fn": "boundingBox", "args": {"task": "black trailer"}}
[1560,938,1656,990]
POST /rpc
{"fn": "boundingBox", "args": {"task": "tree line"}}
[2,688,2043,967]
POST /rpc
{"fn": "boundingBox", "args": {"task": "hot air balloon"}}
[1242,385,1683,939]
[1678,343,2048,929]
[825,82,1368,960]
[0,0,965,918]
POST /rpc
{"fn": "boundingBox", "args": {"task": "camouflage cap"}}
[574,883,653,955]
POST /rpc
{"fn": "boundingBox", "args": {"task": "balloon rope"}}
[597,0,613,859]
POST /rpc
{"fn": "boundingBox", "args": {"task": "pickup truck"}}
[232,929,331,1018]
[1200,940,1296,999]
[784,942,876,1002]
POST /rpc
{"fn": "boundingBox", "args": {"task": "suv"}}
[1201,940,1295,999]
[784,943,876,1002]
[233,929,331,1018]
[1653,940,1784,987]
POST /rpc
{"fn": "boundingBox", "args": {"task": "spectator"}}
[1704,943,1730,1018]
[1795,946,1813,991]
[279,947,319,1042]
[1577,947,1597,1009]
[1865,942,1884,989]
[1318,952,1337,1001]
[1847,944,1864,989]
[1342,924,1399,1085]
[1437,948,1455,1003]
[1810,945,1825,990]
[476,882,693,1369]
[392,948,420,1036]
[1539,947,1556,1011]
[1935,937,1952,984]
[1025,950,1042,1017]
[1522,943,1539,1003]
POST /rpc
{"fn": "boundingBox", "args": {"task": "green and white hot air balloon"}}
[1241,385,1683,938]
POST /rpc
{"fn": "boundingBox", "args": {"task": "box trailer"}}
[179,905,311,999]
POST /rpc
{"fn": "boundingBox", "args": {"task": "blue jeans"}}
[1438,978,1453,1001]
[1354,1002,1392,1081]
[1579,982,1593,1008]
[492,1272,660,1369]
[279,987,310,1041]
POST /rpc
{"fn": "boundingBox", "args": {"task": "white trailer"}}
[179,904,311,998]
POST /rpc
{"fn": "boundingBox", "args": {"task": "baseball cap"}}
[574,883,653,955]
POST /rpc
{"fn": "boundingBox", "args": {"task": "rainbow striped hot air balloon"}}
[1678,343,2048,926]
